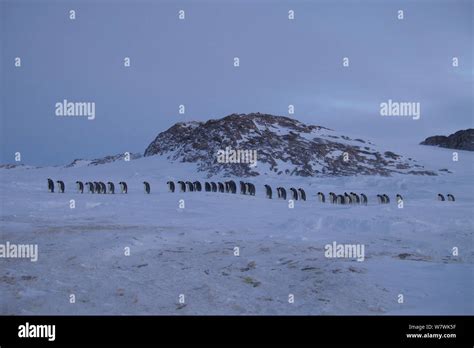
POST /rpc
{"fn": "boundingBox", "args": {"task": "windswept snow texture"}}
[0,144,473,315]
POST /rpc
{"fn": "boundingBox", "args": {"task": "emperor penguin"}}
[329,192,336,204]
[211,182,217,192]
[76,181,84,194]
[143,181,151,194]
[218,182,225,193]
[230,181,237,194]
[56,180,65,193]
[382,194,390,204]
[94,182,101,194]
[350,192,360,204]
[167,181,175,193]
[396,194,403,204]
[240,181,247,195]
[447,194,455,201]
[225,182,230,193]
[344,192,352,204]
[193,181,202,192]
[178,181,186,192]
[437,193,445,201]
[264,184,272,199]
[100,182,107,194]
[317,192,325,203]
[278,187,287,200]
[298,188,306,201]
[248,183,256,196]
[119,181,128,194]
[107,182,115,194]
[360,193,368,205]
[205,182,211,192]
[290,188,298,200]
[377,194,384,204]
[337,194,345,204]
[86,182,95,194]
[47,178,55,193]
[186,181,194,192]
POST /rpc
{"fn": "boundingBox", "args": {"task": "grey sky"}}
[1,0,472,165]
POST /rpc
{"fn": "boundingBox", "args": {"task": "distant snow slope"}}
[0,144,472,315]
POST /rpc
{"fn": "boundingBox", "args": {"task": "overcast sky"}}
[1,0,472,165]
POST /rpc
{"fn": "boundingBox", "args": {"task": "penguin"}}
[396,194,403,204]
[377,194,385,204]
[143,181,150,194]
[186,181,194,192]
[193,181,202,192]
[94,182,101,194]
[119,181,128,194]
[350,192,360,204]
[344,192,352,204]
[329,192,337,204]
[318,192,326,203]
[298,188,306,201]
[230,181,237,194]
[211,182,217,192]
[178,181,186,192]
[86,182,95,194]
[76,181,84,194]
[205,182,211,192]
[360,193,368,205]
[264,184,272,199]
[240,181,247,195]
[290,188,298,200]
[218,182,225,193]
[447,194,455,202]
[107,182,115,194]
[279,187,287,200]
[100,182,107,194]
[167,181,175,193]
[382,194,390,204]
[248,183,256,196]
[337,194,345,204]
[56,180,65,193]
[225,182,230,193]
[437,193,445,201]
[47,178,55,193]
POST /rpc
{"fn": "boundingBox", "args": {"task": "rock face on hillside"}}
[65,153,142,168]
[144,113,435,177]
[420,129,474,151]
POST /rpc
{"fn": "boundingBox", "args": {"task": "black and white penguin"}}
[350,192,360,204]
[344,192,352,204]
[360,193,368,205]
[377,194,384,204]
[329,192,337,204]
[290,188,298,200]
[264,185,272,199]
[278,187,287,200]
[100,182,107,194]
[447,194,455,201]
[56,180,65,193]
[240,181,247,195]
[119,181,128,194]
[107,182,115,194]
[248,183,256,196]
[396,194,403,204]
[225,182,230,193]
[178,181,186,192]
[86,182,95,194]
[205,182,211,192]
[94,182,101,194]
[76,181,84,194]
[211,182,217,192]
[337,194,345,204]
[382,194,390,204]
[167,181,175,193]
[228,180,237,194]
[318,192,326,203]
[193,181,202,192]
[47,178,55,193]
[186,181,194,192]
[218,182,225,193]
[298,188,306,201]
[143,181,151,194]
[437,193,445,201]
